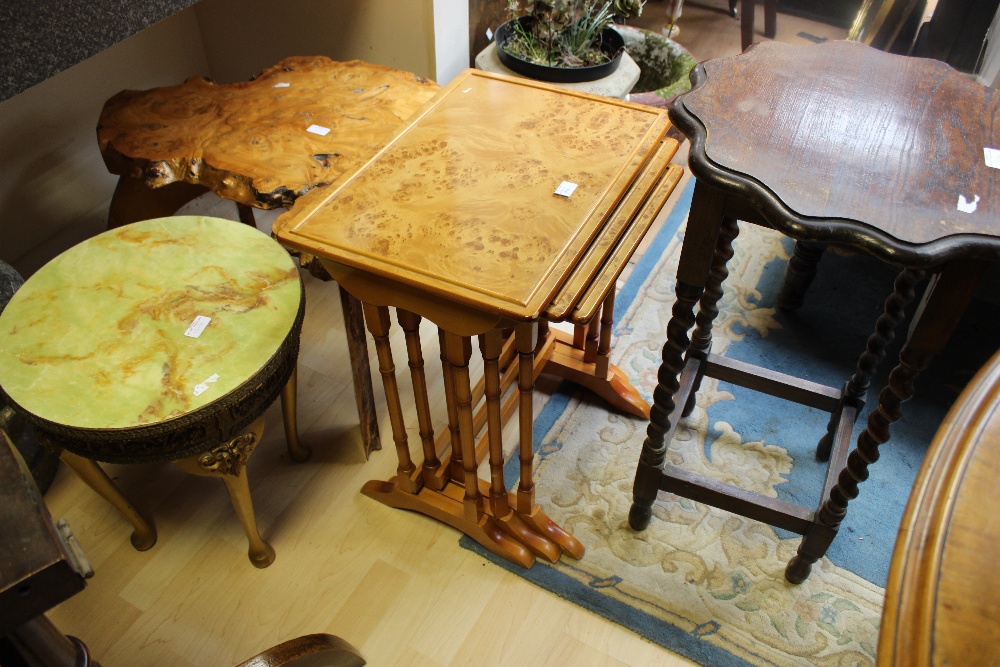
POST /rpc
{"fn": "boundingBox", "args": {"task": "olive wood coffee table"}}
[275,68,682,567]
[0,216,306,568]
[98,56,442,458]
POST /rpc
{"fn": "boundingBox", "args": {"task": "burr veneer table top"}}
[275,68,675,326]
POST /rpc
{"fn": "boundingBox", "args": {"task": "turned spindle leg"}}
[583,315,600,364]
[57,450,157,551]
[398,310,443,488]
[480,329,560,562]
[439,327,464,481]
[513,323,585,559]
[175,417,273,568]
[815,268,924,462]
[682,215,739,418]
[442,332,485,522]
[364,304,419,493]
[280,367,311,462]
[595,290,616,380]
[787,262,985,583]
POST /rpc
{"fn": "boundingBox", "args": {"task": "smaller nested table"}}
[878,347,1000,665]
[97,56,442,458]
[630,40,1000,583]
[0,216,306,568]
[276,69,682,567]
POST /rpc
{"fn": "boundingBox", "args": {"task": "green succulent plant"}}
[503,0,643,68]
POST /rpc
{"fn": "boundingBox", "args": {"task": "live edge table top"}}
[671,40,1000,267]
[274,68,675,324]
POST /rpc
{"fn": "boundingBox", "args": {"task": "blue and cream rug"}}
[463,181,999,666]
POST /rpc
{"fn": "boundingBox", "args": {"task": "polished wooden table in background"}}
[878,346,1000,665]
[275,68,682,566]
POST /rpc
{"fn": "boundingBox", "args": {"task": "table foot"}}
[517,504,585,560]
[544,330,650,419]
[361,478,538,568]
[58,450,157,551]
[175,417,275,568]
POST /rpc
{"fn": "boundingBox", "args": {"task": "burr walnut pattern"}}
[97,57,441,209]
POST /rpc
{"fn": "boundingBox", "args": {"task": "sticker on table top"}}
[486,27,494,40]
[307,124,331,136]
[985,147,1000,169]
[957,194,980,213]
[554,181,578,197]
[184,315,211,338]
[193,373,220,397]
[273,82,291,88]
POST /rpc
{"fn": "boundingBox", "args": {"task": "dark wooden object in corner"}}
[630,40,1000,583]
[0,432,96,666]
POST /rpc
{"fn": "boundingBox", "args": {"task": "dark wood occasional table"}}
[0,216,307,568]
[878,347,1000,665]
[98,56,442,458]
[629,39,1000,583]
[275,68,682,567]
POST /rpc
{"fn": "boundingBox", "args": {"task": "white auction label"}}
[273,82,291,88]
[486,27,494,40]
[957,194,980,213]
[193,373,220,397]
[554,181,578,197]
[307,124,331,136]
[986,147,1000,169]
[184,315,212,338]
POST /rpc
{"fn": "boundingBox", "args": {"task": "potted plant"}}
[496,0,644,83]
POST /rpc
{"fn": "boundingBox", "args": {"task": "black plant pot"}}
[495,16,625,84]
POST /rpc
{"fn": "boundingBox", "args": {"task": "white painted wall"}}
[433,0,471,85]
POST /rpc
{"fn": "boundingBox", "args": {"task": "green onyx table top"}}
[0,216,301,431]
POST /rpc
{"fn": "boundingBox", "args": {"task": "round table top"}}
[0,216,301,432]
[878,346,1000,665]
[669,39,1000,266]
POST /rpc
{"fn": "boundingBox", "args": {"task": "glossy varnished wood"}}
[673,40,1000,265]
[878,347,1000,665]
[98,57,440,210]
[276,68,672,321]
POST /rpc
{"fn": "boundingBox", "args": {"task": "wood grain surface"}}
[878,346,1000,665]
[678,40,1000,249]
[275,69,671,322]
[98,57,440,209]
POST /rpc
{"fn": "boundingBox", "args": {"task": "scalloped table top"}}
[672,40,1000,261]
[0,216,300,430]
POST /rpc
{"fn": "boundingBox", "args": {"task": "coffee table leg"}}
[280,367,312,462]
[175,416,275,568]
[339,287,381,458]
[58,450,157,551]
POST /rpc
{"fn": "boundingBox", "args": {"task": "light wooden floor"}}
[42,7,846,666]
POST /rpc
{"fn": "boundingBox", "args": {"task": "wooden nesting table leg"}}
[280,367,312,462]
[513,324,585,559]
[543,291,650,419]
[57,450,157,552]
[174,416,274,568]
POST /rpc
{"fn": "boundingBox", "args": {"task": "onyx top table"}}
[274,68,681,566]
[97,56,442,458]
[878,347,1000,665]
[629,39,1000,583]
[0,216,306,567]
